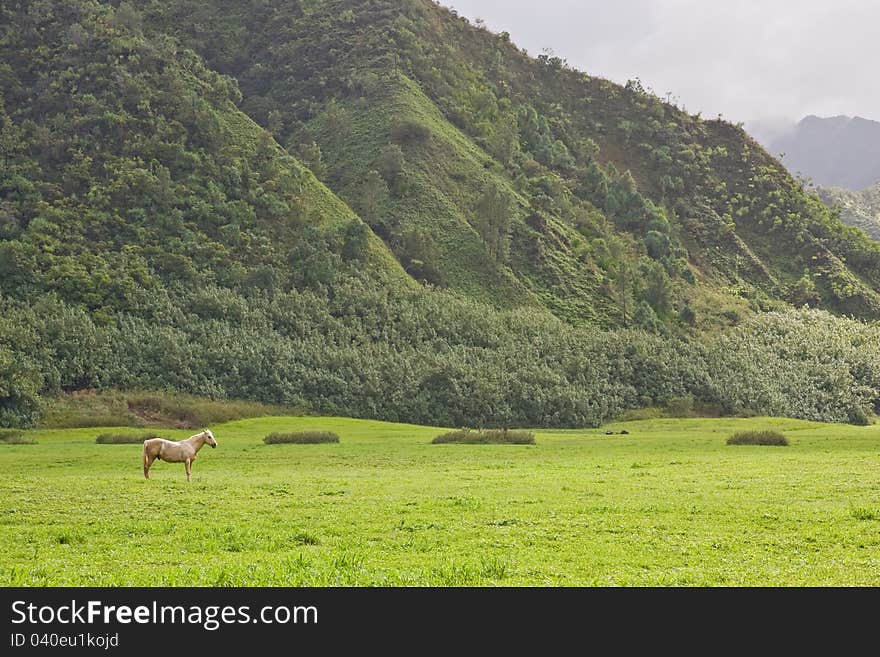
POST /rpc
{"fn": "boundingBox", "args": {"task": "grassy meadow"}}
[1,415,879,586]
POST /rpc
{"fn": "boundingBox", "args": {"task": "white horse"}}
[143,429,217,482]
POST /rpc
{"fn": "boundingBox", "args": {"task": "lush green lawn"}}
[1,416,879,586]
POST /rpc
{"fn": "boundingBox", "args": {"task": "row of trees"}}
[2,280,877,428]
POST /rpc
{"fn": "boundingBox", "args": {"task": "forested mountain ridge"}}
[4,0,880,326]
[139,0,880,323]
[0,0,410,319]
[1,0,879,430]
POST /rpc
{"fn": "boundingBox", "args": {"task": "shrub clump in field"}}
[726,430,789,446]
[0,430,36,444]
[432,429,535,444]
[95,432,164,444]
[264,431,340,444]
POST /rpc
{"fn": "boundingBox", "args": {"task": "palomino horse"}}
[143,429,217,482]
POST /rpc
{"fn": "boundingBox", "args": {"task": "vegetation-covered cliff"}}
[1,0,878,428]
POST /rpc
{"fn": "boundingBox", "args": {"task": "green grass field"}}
[1,415,879,586]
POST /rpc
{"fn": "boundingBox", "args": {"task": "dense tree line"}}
[2,281,877,428]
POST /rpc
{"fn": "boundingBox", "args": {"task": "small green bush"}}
[0,430,36,444]
[95,432,164,444]
[847,406,871,426]
[391,120,431,145]
[726,430,788,446]
[264,431,340,444]
[432,429,535,444]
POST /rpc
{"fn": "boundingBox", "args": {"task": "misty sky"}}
[445,0,879,125]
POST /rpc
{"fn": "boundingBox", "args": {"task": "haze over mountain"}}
[744,117,798,150]
[447,1,880,126]
[750,115,880,191]
[1,0,879,429]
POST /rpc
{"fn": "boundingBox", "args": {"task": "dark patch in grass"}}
[480,557,512,580]
[0,430,36,445]
[432,429,535,444]
[726,430,789,446]
[264,431,340,444]
[849,505,877,521]
[291,531,319,546]
[55,532,81,545]
[488,518,520,527]
[95,432,165,444]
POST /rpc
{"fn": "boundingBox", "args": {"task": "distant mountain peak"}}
[752,114,880,190]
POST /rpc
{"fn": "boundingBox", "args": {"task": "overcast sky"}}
[445,0,879,125]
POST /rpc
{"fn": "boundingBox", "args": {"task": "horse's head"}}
[203,429,217,448]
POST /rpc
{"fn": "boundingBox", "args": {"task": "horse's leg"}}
[143,448,152,479]
[185,458,192,482]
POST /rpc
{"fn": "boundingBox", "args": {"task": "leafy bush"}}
[664,395,694,417]
[432,429,535,444]
[0,348,42,428]
[264,431,340,444]
[726,430,789,446]
[0,430,36,444]
[847,406,871,426]
[95,432,165,444]
[391,120,431,145]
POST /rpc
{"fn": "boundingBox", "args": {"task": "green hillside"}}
[1,0,879,429]
[141,0,880,324]
[0,0,409,316]
[819,184,880,241]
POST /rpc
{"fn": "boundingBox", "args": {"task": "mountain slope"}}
[1,0,880,430]
[0,0,410,318]
[141,0,880,323]
[819,184,880,241]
